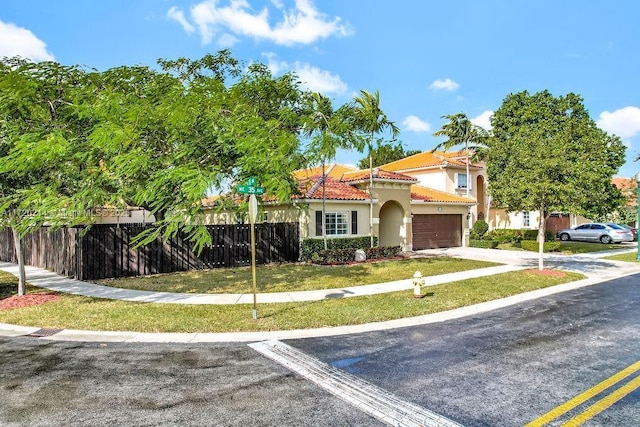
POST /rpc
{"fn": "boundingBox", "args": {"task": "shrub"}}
[521,229,555,241]
[470,220,489,240]
[469,239,499,249]
[520,240,561,252]
[484,229,523,243]
[309,245,402,264]
[301,236,377,261]
[483,228,554,243]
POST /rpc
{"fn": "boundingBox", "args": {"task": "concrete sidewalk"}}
[0,261,523,304]
[1,246,639,342]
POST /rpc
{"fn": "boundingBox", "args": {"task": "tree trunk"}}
[537,206,546,271]
[322,162,327,250]
[12,227,26,296]
[369,142,374,248]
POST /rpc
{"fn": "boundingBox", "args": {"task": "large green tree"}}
[0,51,324,293]
[486,90,625,269]
[356,139,420,169]
[0,58,100,294]
[349,90,399,247]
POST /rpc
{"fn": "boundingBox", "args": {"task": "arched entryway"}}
[378,200,405,247]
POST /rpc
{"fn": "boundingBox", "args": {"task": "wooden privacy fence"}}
[0,223,300,280]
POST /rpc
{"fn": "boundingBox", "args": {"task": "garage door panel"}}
[412,214,462,250]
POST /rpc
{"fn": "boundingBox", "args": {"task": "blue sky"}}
[2,0,640,177]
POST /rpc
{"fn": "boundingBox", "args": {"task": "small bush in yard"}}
[469,239,499,249]
[301,236,377,261]
[310,246,402,264]
[520,240,561,252]
[470,220,489,239]
[484,228,553,243]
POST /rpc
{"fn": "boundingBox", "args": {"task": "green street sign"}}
[237,185,265,195]
[246,176,258,186]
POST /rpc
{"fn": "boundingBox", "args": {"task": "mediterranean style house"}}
[204,151,481,250]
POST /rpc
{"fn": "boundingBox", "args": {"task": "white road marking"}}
[249,339,463,427]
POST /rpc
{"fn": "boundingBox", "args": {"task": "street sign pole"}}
[237,178,264,320]
[249,193,258,320]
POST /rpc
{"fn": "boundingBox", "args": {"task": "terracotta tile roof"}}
[300,175,370,200]
[380,150,479,171]
[612,177,637,191]
[612,177,638,207]
[411,185,475,204]
[341,168,417,183]
[292,163,357,180]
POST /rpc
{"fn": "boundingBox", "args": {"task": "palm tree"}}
[432,113,488,231]
[304,93,342,249]
[350,90,399,248]
[432,113,488,197]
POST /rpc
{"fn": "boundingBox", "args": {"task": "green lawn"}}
[0,269,585,333]
[603,252,640,262]
[499,241,629,254]
[95,257,498,294]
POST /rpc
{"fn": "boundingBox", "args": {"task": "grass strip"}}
[602,252,639,262]
[94,257,498,294]
[0,270,585,333]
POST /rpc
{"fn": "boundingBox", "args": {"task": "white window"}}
[523,212,530,228]
[326,212,349,235]
[455,173,471,189]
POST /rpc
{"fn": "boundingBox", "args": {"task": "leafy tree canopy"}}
[356,139,420,169]
[486,90,625,269]
[486,90,625,219]
[0,51,348,252]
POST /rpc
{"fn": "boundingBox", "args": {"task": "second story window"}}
[455,173,469,189]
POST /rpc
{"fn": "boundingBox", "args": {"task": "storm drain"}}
[24,328,63,338]
[249,339,463,427]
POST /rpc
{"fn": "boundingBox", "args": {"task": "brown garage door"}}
[412,214,462,250]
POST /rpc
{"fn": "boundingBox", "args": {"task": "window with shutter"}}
[315,210,322,236]
[351,211,357,234]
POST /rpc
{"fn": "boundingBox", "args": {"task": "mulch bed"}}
[0,294,61,310]
[524,269,567,277]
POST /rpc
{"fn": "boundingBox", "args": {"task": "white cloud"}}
[263,52,347,95]
[429,78,459,92]
[402,115,431,132]
[294,63,347,94]
[172,0,352,46]
[597,106,640,139]
[218,32,239,47]
[471,110,493,130]
[0,20,54,62]
[167,7,196,34]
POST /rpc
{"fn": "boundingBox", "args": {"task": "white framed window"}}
[523,212,530,228]
[455,173,472,190]
[325,212,349,236]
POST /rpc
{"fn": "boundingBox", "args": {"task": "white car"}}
[556,223,634,244]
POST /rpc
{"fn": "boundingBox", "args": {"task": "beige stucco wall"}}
[487,209,541,230]
[307,201,370,238]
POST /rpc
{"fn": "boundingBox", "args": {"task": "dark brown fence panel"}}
[0,223,299,281]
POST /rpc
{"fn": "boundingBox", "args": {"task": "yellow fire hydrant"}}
[413,271,425,298]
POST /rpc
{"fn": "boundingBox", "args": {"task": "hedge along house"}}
[202,162,476,251]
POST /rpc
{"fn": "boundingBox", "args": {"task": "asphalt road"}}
[291,273,640,426]
[1,273,639,426]
[0,339,382,426]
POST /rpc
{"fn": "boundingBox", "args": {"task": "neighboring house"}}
[379,150,550,235]
[612,177,638,208]
[92,206,155,225]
